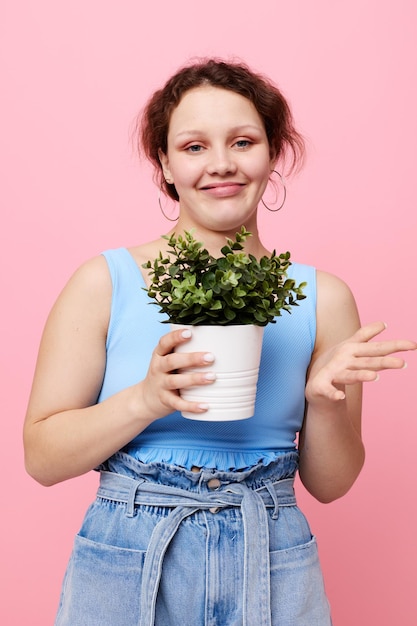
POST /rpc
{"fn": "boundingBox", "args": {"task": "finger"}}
[160,389,212,415]
[340,355,407,371]
[348,321,387,344]
[352,340,417,358]
[165,370,217,391]
[332,369,379,385]
[163,350,215,374]
[172,397,212,414]
[154,328,193,357]
[349,324,417,353]
[307,375,347,402]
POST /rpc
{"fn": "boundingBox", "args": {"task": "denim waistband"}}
[97,452,298,626]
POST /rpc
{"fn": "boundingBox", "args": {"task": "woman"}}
[24,59,416,625]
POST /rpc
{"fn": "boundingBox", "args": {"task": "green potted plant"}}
[142,226,306,420]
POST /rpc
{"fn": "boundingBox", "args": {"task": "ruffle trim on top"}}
[123,446,296,472]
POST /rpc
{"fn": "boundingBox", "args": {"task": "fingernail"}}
[181,329,192,338]
[374,374,380,381]
[203,352,215,363]
[204,372,216,381]
[402,362,408,370]
[198,403,209,410]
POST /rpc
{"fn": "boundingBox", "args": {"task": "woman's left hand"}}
[305,320,417,403]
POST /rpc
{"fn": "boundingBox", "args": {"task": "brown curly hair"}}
[137,58,305,201]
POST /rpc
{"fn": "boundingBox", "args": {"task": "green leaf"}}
[142,228,307,326]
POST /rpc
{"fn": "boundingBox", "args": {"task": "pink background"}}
[2,1,416,623]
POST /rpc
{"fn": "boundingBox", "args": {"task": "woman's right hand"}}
[140,327,216,419]
[23,258,216,486]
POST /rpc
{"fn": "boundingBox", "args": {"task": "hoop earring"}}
[261,170,286,212]
[158,181,179,222]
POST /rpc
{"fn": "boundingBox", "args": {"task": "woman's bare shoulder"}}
[314,269,361,348]
[46,254,113,333]
[315,269,356,302]
[67,253,113,293]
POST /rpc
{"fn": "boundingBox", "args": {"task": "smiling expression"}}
[159,86,275,233]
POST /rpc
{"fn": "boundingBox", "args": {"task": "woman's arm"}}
[298,271,416,503]
[23,255,216,486]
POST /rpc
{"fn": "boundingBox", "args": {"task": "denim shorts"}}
[55,451,332,626]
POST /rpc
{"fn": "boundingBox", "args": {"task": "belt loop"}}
[264,480,279,520]
[126,479,145,518]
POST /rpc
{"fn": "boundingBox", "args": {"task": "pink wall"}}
[2,1,416,623]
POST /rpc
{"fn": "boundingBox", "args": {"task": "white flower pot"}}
[173,324,264,421]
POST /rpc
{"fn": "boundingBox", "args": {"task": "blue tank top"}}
[98,248,316,470]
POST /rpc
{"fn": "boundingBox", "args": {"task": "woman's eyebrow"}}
[174,124,263,140]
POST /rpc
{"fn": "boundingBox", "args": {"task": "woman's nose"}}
[206,148,237,176]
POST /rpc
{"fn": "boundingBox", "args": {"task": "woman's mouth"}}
[200,182,245,198]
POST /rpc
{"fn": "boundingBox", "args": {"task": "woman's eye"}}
[186,144,203,153]
[235,139,252,149]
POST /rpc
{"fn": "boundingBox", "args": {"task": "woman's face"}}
[159,86,275,234]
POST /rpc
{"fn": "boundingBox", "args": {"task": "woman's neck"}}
[167,222,272,259]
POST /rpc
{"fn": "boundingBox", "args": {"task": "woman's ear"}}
[158,149,173,184]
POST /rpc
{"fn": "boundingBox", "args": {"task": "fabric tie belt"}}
[98,470,297,626]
